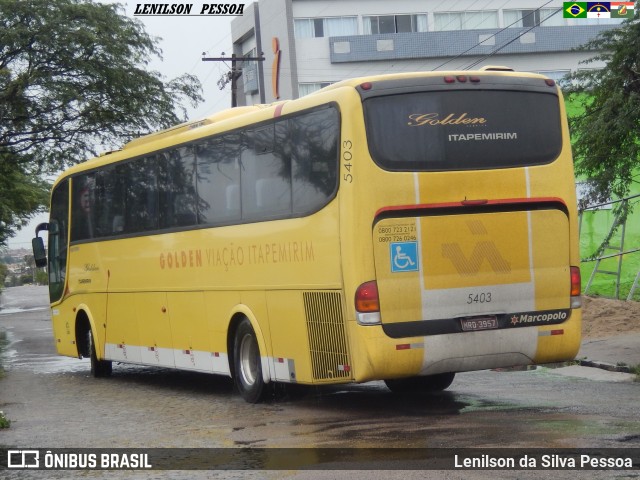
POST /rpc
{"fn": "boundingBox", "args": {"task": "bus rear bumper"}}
[347,308,581,382]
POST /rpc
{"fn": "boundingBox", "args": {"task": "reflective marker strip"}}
[396,343,425,350]
[338,365,351,372]
[539,329,564,336]
[105,343,231,375]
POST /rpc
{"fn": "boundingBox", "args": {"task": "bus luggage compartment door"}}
[372,206,572,338]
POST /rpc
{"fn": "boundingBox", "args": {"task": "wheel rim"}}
[239,333,258,386]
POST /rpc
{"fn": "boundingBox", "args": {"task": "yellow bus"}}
[33,68,582,402]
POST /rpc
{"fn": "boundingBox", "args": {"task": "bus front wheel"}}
[233,318,268,403]
[88,329,112,378]
[384,372,455,394]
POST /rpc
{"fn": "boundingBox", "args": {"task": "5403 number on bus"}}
[467,292,492,304]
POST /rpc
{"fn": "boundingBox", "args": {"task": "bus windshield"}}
[363,89,562,172]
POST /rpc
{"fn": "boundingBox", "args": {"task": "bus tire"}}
[233,318,268,403]
[88,329,112,378]
[384,372,455,394]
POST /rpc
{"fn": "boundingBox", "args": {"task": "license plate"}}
[460,316,498,332]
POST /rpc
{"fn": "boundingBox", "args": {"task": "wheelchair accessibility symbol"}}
[390,241,419,273]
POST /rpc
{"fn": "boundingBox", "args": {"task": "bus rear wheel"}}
[233,318,268,403]
[88,329,112,378]
[384,372,455,394]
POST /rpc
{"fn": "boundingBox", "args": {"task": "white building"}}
[230,0,622,106]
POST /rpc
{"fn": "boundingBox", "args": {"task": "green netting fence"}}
[579,194,640,301]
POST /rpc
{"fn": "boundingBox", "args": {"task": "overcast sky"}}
[7,1,239,249]
[119,0,239,118]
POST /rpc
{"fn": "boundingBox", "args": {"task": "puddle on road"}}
[0,306,48,315]
[2,347,90,374]
[0,329,88,375]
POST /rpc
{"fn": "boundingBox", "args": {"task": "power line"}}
[432,0,555,71]
[463,6,563,70]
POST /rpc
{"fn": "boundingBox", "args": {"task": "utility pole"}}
[202,53,265,107]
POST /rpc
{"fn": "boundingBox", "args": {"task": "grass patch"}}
[0,411,9,429]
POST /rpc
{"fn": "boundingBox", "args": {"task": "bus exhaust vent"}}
[303,292,351,381]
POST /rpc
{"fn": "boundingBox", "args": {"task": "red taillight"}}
[355,281,380,313]
[570,266,581,297]
[444,75,480,84]
[360,82,373,90]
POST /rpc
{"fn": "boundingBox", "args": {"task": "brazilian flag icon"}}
[564,2,588,17]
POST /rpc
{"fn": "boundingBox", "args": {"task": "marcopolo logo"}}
[510,310,569,326]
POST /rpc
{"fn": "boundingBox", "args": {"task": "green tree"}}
[0,262,7,287]
[566,5,640,206]
[0,0,203,246]
[35,269,48,285]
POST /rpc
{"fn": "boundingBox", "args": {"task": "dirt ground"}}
[581,295,640,338]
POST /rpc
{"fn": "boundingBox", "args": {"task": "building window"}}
[294,16,358,38]
[503,8,565,27]
[363,14,427,34]
[299,82,332,97]
[433,11,498,31]
[537,70,571,87]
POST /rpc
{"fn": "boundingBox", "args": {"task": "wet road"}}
[0,286,638,479]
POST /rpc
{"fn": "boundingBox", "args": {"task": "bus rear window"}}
[363,90,562,171]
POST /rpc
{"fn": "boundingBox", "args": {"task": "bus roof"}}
[309,67,547,95]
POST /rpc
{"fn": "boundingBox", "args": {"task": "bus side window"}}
[196,134,241,225]
[122,158,159,233]
[290,107,339,215]
[158,147,198,229]
[225,183,240,217]
[241,124,292,220]
[256,177,290,211]
[71,174,96,242]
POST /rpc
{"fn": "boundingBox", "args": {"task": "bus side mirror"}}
[32,222,49,268]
